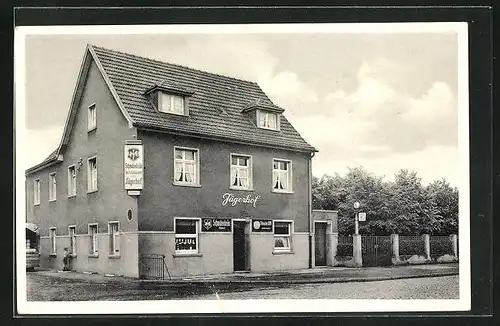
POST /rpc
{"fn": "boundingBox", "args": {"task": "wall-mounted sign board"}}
[252,219,273,232]
[201,218,232,232]
[124,141,144,191]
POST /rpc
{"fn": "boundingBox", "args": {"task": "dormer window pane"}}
[257,110,278,130]
[160,93,185,115]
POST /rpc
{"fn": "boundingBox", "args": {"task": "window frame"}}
[88,223,99,256]
[87,103,97,131]
[273,220,293,252]
[68,225,77,255]
[159,92,185,116]
[87,156,98,193]
[33,178,40,205]
[174,217,200,255]
[257,109,280,131]
[67,165,77,197]
[229,153,253,191]
[49,227,57,255]
[108,221,120,257]
[173,146,200,187]
[48,172,57,201]
[272,158,293,193]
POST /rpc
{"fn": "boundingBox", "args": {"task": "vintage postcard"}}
[15,22,470,314]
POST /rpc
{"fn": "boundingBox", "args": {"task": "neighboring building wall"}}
[26,60,139,277]
[137,130,310,231]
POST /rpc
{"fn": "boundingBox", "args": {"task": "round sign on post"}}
[353,202,360,209]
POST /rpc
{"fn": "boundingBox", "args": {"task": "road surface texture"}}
[26,272,459,301]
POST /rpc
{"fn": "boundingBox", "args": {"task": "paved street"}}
[26,272,459,301]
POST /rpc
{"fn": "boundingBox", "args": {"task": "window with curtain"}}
[272,159,292,192]
[230,154,252,189]
[174,148,199,185]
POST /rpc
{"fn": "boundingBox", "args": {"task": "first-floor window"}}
[274,221,292,251]
[108,222,120,256]
[273,159,292,192]
[33,179,40,205]
[49,173,57,201]
[68,226,76,255]
[230,154,252,189]
[49,227,56,254]
[87,157,98,192]
[88,224,98,255]
[175,219,199,254]
[174,148,199,185]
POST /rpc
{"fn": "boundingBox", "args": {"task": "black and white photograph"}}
[15,22,470,314]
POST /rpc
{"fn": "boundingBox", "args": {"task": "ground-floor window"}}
[49,227,56,254]
[175,218,199,254]
[88,223,98,255]
[108,222,120,256]
[274,221,292,252]
[68,225,76,255]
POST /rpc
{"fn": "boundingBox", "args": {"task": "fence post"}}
[450,234,458,258]
[352,234,362,267]
[328,231,338,266]
[391,234,400,264]
[423,234,431,260]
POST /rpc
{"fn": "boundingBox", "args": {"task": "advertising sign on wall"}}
[201,218,232,232]
[251,219,273,232]
[124,141,144,191]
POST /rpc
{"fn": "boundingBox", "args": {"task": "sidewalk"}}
[31,263,459,285]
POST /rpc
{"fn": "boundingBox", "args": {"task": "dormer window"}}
[159,93,185,115]
[257,110,279,130]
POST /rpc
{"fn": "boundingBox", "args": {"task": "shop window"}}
[257,110,279,130]
[68,165,76,196]
[88,223,98,256]
[230,154,252,190]
[49,227,56,255]
[108,222,120,256]
[175,219,199,254]
[272,159,292,192]
[87,157,98,192]
[174,147,199,186]
[33,179,40,205]
[160,93,185,115]
[88,104,96,131]
[68,225,76,255]
[274,221,292,252]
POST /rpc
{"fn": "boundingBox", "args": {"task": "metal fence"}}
[139,254,170,280]
[399,235,426,258]
[336,235,353,258]
[361,235,393,267]
[430,236,453,259]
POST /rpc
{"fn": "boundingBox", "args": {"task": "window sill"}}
[159,110,187,116]
[272,250,294,255]
[108,254,121,259]
[172,182,201,188]
[173,253,203,258]
[257,126,280,132]
[68,194,76,198]
[48,199,57,202]
[87,189,98,194]
[49,253,57,257]
[69,254,77,258]
[34,203,40,207]
[271,190,294,194]
[229,186,254,192]
[87,126,97,133]
[89,254,99,258]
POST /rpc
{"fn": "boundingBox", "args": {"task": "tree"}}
[426,179,459,235]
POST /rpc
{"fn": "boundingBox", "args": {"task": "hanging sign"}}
[358,212,367,222]
[201,218,232,232]
[252,219,273,232]
[221,193,261,208]
[124,141,144,190]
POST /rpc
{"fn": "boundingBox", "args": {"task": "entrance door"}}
[315,222,327,266]
[233,221,247,271]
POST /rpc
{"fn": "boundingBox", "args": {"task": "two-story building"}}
[25,44,336,279]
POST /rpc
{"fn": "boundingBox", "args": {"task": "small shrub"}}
[437,254,458,263]
[405,255,430,265]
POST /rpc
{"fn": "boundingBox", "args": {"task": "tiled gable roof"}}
[91,45,316,152]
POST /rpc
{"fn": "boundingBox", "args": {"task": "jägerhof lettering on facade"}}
[221,193,261,208]
[124,141,144,190]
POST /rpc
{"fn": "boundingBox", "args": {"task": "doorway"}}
[314,222,327,266]
[233,220,248,272]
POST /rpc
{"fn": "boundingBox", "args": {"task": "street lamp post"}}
[353,201,360,235]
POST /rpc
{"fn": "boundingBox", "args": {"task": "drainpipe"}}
[308,151,315,269]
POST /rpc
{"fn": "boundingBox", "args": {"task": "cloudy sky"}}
[20,25,463,186]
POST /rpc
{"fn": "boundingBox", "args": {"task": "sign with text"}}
[251,219,273,232]
[358,212,367,222]
[124,141,144,190]
[201,218,232,232]
[221,193,261,208]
